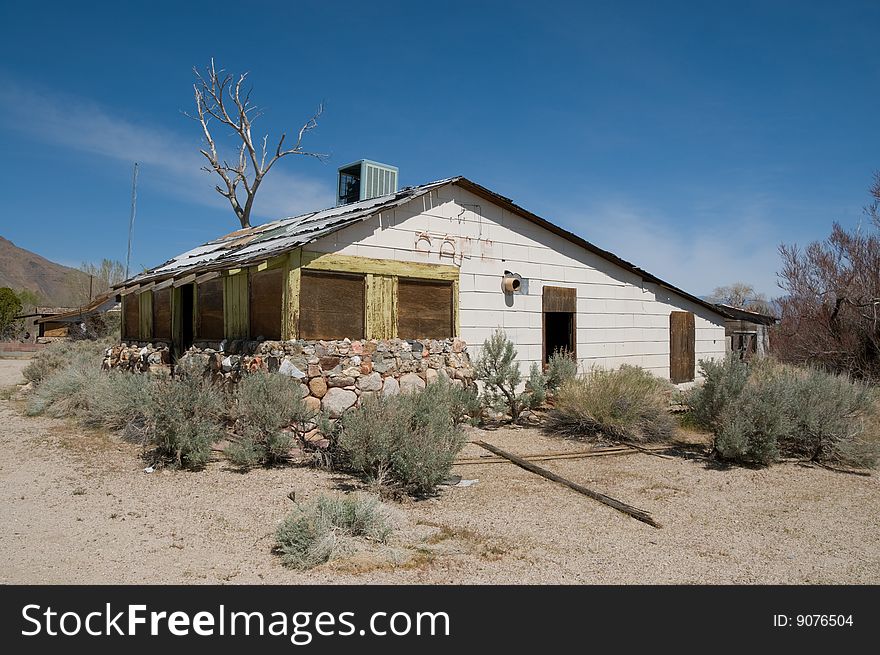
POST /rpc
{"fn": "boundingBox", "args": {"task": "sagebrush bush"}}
[147,376,227,469]
[455,383,483,426]
[227,372,317,468]
[526,363,547,409]
[474,329,543,420]
[690,357,880,468]
[546,349,577,393]
[25,343,154,435]
[23,338,111,386]
[26,361,99,418]
[784,367,879,467]
[545,365,676,443]
[80,369,154,432]
[337,380,467,495]
[688,355,750,431]
[713,371,791,465]
[275,493,393,570]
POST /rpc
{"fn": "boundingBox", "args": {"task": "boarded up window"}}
[197,278,224,340]
[152,288,172,340]
[542,286,577,313]
[670,311,695,383]
[249,267,283,340]
[299,271,365,340]
[123,294,140,340]
[397,279,454,339]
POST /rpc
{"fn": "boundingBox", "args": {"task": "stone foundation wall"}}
[104,338,474,418]
[104,342,172,375]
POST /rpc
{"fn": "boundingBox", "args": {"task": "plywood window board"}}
[152,288,172,340]
[397,279,454,339]
[299,271,366,340]
[249,267,283,340]
[123,295,140,340]
[197,278,224,340]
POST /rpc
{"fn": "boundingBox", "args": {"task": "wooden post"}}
[282,249,302,340]
[366,273,395,339]
[138,291,152,341]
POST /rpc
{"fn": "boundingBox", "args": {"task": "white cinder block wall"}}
[309,183,727,382]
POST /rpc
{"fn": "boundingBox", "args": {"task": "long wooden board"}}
[474,440,660,528]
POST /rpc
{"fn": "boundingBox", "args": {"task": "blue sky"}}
[1,0,877,298]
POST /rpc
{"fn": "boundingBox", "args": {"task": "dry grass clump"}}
[545,365,676,443]
[274,493,394,570]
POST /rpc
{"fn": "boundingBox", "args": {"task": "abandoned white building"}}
[112,161,731,384]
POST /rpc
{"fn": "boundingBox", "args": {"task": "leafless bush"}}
[775,173,880,381]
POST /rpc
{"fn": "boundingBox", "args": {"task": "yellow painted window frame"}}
[282,250,460,340]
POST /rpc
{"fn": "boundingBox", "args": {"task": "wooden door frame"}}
[541,286,578,367]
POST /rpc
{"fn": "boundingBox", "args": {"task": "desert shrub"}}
[474,329,543,420]
[227,372,316,468]
[337,380,467,495]
[785,369,879,467]
[23,338,111,386]
[146,376,227,470]
[690,357,880,468]
[545,365,676,443]
[25,340,154,433]
[275,493,392,570]
[546,349,577,393]
[713,371,792,465]
[526,363,547,409]
[454,383,483,426]
[79,369,154,432]
[26,361,100,418]
[688,355,750,431]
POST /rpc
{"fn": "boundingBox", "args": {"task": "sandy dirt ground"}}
[0,389,878,584]
[0,359,28,387]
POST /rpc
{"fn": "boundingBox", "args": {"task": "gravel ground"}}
[0,397,877,584]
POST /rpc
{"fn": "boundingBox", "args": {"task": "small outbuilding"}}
[715,303,778,360]
[32,294,120,341]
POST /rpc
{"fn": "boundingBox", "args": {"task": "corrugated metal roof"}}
[114,176,731,320]
[116,178,455,288]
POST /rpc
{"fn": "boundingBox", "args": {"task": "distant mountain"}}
[0,236,87,307]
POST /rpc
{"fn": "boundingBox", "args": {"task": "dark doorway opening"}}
[176,284,195,361]
[543,311,575,364]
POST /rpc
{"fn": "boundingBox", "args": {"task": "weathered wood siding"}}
[307,184,726,381]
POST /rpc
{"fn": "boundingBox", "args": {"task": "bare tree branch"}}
[188,59,326,228]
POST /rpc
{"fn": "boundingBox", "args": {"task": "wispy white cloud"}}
[558,198,783,298]
[0,79,335,220]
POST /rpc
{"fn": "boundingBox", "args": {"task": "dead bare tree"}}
[188,59,325,229]
[708,282,773,314]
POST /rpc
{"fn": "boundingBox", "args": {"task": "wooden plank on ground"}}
[474,440,660,528]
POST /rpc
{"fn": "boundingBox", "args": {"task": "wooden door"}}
[669,311,695,383]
